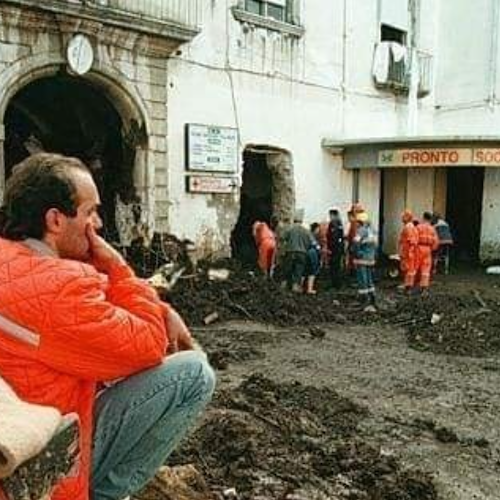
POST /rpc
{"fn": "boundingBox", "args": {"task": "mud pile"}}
[167,263,500,357]
[165,264,363,328]
[165,374,436,500]
[384,291,500,357]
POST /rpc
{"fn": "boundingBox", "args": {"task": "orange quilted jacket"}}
[0,238,169,500]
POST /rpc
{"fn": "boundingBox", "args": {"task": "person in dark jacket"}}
[432,213,453,275]
[282,211,313,292]
[304,223,322,294]
[326,208,345,288]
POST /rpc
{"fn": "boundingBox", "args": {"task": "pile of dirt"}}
[383,291,500,357]
[168,374,437,500]
[166,261,500,358]
[165,264,365,328]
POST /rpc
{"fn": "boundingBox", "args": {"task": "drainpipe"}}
[340,0,347,136]
[488,0,500,106]
[406,0,420,135]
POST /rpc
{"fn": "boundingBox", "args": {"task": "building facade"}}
[1,0,500,262]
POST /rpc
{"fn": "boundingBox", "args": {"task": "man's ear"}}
[44,208,65,235]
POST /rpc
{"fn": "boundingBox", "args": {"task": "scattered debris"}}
[486,266,500,275]
[430,313,442,325]
[134,465,216,500]
[203,312,220,326]
[208,269,231,281]
[308,326,327,339]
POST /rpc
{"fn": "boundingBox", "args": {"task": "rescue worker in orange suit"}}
[398,209,418,293]
[252,220,277,277]
[0,153,215,500]
[415,211,439,293]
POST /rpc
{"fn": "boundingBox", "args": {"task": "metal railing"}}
[95,0,202,28]
[374,43,433,97]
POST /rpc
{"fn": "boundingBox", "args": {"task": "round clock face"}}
[67,34,94,76]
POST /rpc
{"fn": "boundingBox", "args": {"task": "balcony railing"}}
[373,43,433,98]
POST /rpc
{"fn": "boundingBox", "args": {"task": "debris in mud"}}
[168,374,437,500]
[127,240,500,358]
[385,416,490,449]
[309,326,327,339]
[125,232,195,278]
[133,465,216,500]
[384,292,500,357]
[164,262,367,328]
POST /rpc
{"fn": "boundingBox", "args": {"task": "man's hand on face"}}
[165,308,194,353]
[86,225,126,274]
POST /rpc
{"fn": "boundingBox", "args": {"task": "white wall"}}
[435,0,493,108]
[481,168,500,261]
[165,0,500,257]
[167,0,352,249]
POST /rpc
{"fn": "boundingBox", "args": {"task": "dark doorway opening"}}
[4,75,137,242]
[446,167,484,262]
[231,150,273,266]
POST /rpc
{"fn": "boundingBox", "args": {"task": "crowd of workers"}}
[252,203,454,305]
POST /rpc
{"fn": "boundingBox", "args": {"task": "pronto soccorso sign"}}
[378,148,500,167]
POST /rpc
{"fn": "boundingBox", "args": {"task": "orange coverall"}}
[318,222,330,267]
[416,222,439,288]
[253,222,277,274]
[399,221,418,287]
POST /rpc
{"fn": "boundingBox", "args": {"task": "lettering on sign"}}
[378,149,473,167]
[473,149,500,166]
[186,175,238,194]
[185,124,238,173]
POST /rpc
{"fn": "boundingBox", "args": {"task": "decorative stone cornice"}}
[1,0,200,57]
[231,7,305,38]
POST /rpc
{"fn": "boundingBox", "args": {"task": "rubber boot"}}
[305,276,317,295]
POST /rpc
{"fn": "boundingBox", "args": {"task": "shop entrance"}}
[380,169,407,256]
[4,75,138,242]
[446,167,484,262]
[231,149,273,266]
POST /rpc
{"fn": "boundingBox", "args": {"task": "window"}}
[244,0,292,24]
[381,24,407,45]
[233,0,304,37]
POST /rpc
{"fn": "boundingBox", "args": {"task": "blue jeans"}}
[356,265,375,295]
[90,351,216,500]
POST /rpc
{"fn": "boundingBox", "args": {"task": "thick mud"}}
[167,264,500,357]
[132,262,500,500]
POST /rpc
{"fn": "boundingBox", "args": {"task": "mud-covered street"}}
[132,266,500,500]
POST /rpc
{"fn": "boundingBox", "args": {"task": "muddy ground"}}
[133,264,500,500]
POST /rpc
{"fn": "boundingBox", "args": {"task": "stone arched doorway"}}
[231,145,295,265]
[2,71,149,245]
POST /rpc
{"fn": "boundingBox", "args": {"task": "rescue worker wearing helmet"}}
[352,211,377,307]
[398,209,419,293]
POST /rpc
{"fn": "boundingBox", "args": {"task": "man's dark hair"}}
[0,153,89,240]
[423,211,433,222]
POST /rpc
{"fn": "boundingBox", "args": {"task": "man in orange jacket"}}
[415,211,439,293]
[252,220,277,276]
[398,209,418,292]
[0,153,215,500]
